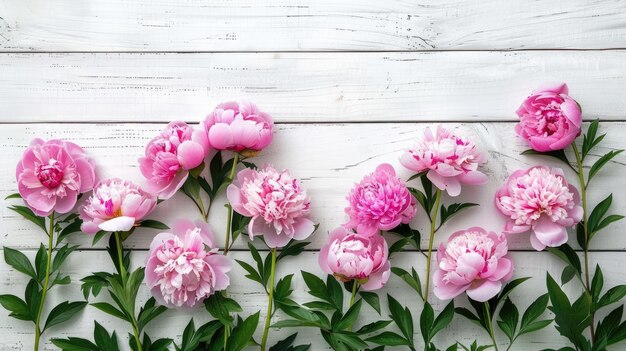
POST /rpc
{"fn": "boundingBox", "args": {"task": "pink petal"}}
[428,171,462,197]
[360,261,390,291]
[291,217,315,241]
[466,280,502,302]
[177,141,206,170]
[159,171,189,200]
[173,219,196,238]
[457,170,488,186]
[433,269,469,300]
[226,184,252,217]
[536,82,568,95]
[53,190,78,214]
[99,216,137,232]
[529,232,547,251]
[208,123,233,150]
[375,163,396,176]
[532,216,568,248]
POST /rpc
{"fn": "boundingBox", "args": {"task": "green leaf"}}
[597,285,626,310]
[93,322,121,351]
[43,301,87,331]
[52,244,79,272]
[8,205,47,233]
[0,294,31,321]
[561,266,577,285]
[388,294,413,341]
[91,302,128,321]
[439,203,479,226]
[277,241,311,261]
[521,149,570,166]
[332,331,368,350]
[548,244,582,275]
[496,298,518,342]
[359,291,381,314]
[81,272,113,299]
[52,337,99,351]
[588,194,613,235]
[520,294,549,334]
[227,312,260,351]
[588,150,623,183]
[356,320,392,335]
[57,218,83,244]
[408,187,430,214]
[336,299,362,331]
[137,297,168,332]
[138,220,170,230]
[365,331,409,346]
[591,265,604,303]
[236,259,263,286]
[35,244,47,282]
[420,302,434,343]
[391,267,422,298]
[594,214,624,235]
[326,275,344,312]
[3,246,37,279]
[431,301,455,340]
[5,192,22,200]
[205,293,243,327]
[25,279,42,321]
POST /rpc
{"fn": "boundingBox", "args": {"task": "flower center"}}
[35,160,64,189]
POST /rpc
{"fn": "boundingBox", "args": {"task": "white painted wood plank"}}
[1,51,626,123]
[1,250,622,350]
[1,0,625,51]
[1,123,624,251]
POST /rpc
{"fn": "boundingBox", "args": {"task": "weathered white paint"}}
[1,123,624,251]
[1,0,625,51]
[1,52,626,123]
[2,250,621,351]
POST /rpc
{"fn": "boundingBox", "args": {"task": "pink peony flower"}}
[344,163,417,236]
[80,178,157,234]
[516,82,582,152]
[227,165,315,248]
[400,126,487,197]
[139,121,209,199]
[145,219,231,308]
[203,101,273,155]
[495,166,583,251]
[319,227,390,291]
[16,138,96,217]
[434,227,514,302]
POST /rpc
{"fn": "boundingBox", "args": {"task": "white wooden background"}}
[1,1,626,350]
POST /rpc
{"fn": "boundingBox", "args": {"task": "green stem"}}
[33,212,55,351]
[572,143,595,341]
[260,248,277,351]
[223,204,233,255]
[484,302,499,351]
[223,153,240,255]
[424,189,442,304]
[114,232,142,351]
[197,193,208,222]
[349,282,359,308]
[114,232,126,284]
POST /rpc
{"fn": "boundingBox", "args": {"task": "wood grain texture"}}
[1,250,623,351]
[1,0,625,51]
[1,51,626,123]
[1,122,624,251]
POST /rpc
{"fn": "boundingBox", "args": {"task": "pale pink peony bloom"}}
[227,165,315,248]
[495,166,583,251]
[345,163,417,236]
[145,219,231,308]
[400,126,487,197]
[16,138,96,217]
[203,101,273,155]
[434,227,514,302]
[319,227,390,291]
[80,178,157,234]
[139,121,209,199]
[516,82,582,152]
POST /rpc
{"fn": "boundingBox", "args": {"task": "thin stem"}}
[260,248,277,351]
[113,232,142,351]
[196,193,207,221]
[223,153,240,255]
[484,302,499,351]
[572,143,595,341]
[223,204,233,255]
[424,189,442,304]
[114,232,126,284]
[34,212,55,351]
[349,282,359,308]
